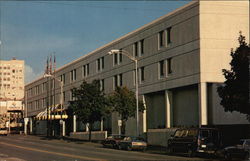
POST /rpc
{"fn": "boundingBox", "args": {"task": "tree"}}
[217,33,250,121]
[68,80,110,141]
[109,86,145,135]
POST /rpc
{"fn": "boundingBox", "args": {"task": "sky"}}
[0,1,190,84]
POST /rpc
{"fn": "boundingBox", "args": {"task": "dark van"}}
[167,128,222,157]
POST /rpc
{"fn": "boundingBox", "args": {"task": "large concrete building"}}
[25,1,249,143]
[0,58,25,132]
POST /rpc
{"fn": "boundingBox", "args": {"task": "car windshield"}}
[174,129,188,137]
[187,129,198,137]
[238,140,245,145]
[200,130,209,138]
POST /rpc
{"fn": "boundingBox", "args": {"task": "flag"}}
[53,53,56,73]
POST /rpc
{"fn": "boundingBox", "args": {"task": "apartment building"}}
[25,1,249,139]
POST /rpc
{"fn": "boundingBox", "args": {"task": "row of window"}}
[28,27,173,98]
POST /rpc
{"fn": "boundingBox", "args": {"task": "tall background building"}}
[0,58,25,133]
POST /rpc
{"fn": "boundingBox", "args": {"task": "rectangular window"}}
[114,75,118,89]
[70,69,76,82]
[134,42,138,57]
[60,74,65,85]
[159,30,164,48]
[101,57,104,69]
[159,60,165,78]
[119,74,123,87]
[114,53,118,65]
[74,69,76,81]
[83,65,86,77]
[166,27,172,45]
[140,67,145,82]
[119,53,122,63]
[97,59,101,71]
[167,58,172,75]
[140,39,144,55]
[87,64,90,76]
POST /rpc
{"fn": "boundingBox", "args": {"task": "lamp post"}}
[44,74,64,136]
[108,49,139,136]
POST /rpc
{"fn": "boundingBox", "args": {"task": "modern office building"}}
[25,0,249,142]
[0,58,25,132]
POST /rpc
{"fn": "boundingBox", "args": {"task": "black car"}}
[101,134,126,149]
[167,128,222,157]
[118,136,147,151]
[222,139,250,160]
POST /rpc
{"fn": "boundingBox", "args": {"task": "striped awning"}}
[35,104,68,120]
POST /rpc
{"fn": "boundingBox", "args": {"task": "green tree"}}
[109,86,145,135]
[217,33,250,121]
[69,80,110,141]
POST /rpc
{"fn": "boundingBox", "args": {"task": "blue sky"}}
[0,1,190,83]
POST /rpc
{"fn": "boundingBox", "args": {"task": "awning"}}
[35,104,68,120]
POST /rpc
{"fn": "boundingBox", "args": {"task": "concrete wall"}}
[208,83,249,125]
[69,131,107,141]
[199,1,249,83]
[172,85,199,126]
[145,91,166,129]
[147,128,177,147]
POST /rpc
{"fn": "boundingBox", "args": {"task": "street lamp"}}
[43,74,64,136]
[108,49,139,137]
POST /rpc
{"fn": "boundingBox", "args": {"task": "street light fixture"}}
[43,74,64,136]
[108,49,139,137]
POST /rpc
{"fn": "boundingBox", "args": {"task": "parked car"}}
[0,127,8,136]
[101,134,126,149]
[167,128,222,157]
[118,136,147,151]
[222,139,250,160]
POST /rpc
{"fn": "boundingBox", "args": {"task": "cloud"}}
[25,64,43,84]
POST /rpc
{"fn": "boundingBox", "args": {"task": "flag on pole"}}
[53,53,56,73]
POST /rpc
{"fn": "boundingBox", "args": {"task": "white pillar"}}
[73,115,76,133]
[62,121,65,136]
[86,123,89,132]
[30,118,33,134]
[24,118,28,135]
[142,95,147,133]
[199,82,208,126]
[100,118,103,131]
[165,90,172,128]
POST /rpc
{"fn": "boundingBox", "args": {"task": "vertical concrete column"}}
[199,82,208,126]
[165,90,172,128]
[100,118,103,131]
[62,121,65,137]
[142,95,147,133]
[73,115,76,133]
[30,118,33,134]
[86,123,89,132]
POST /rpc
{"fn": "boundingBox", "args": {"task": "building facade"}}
[0,58,25,132]
[25,1,249,138]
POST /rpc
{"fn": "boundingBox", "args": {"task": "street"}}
[0,135,216,161]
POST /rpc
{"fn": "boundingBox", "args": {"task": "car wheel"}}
[112,143,117,149]
[187,149,195,157]
[118,144,122,150]
[166,147,173,155]
[142,147,146,152]
[127,145,132,151]
[224,152,231,160]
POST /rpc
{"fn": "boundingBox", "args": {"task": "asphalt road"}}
[0,135,216,161]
